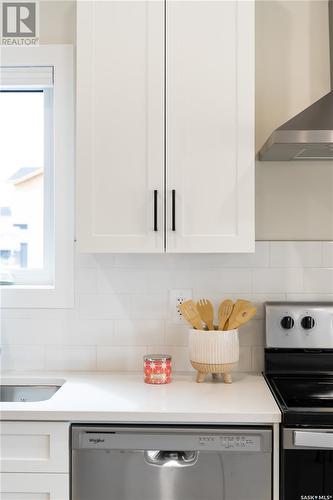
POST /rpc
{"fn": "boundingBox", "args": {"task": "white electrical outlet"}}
[169,289,193,323]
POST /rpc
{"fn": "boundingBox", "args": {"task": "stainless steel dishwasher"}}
[72,426,272,500]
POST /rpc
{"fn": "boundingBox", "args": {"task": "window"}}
[0,86,53,285]
[0,46,74,308]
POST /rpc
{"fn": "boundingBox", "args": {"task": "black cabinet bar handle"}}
[172,189,176,231]
[153,190,158,231]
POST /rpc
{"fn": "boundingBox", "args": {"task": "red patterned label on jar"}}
[144,358,172,384]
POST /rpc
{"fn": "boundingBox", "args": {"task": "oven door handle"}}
[294,431,333,450]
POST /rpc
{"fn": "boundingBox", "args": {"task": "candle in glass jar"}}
[143,354,172,384]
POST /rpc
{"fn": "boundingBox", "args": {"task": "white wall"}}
[39,0,75,44]
[256,0,333,239]
[2,242,333,372]
[256,0,330,151]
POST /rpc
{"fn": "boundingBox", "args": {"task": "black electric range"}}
[265,350,333,427]
[264,302,333,500]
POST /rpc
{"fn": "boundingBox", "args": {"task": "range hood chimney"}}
[259,1,333,161]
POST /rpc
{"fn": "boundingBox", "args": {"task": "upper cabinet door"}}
[77,1,164,252]
[166,0,254,253]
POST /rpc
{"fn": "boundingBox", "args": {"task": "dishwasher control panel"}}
[198,435,261,451]
[75,430,267,453]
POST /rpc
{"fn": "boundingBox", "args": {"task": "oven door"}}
[283,428,333,500]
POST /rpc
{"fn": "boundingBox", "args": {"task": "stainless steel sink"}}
[0,385,61,402]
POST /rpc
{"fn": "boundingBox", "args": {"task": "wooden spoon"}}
[197,298,214,330]
[178,300,203,330]
[228,305,257,330]
[225,299,251,330]
[218,300,233,330]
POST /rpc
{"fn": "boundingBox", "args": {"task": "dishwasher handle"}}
[144,450,198,467]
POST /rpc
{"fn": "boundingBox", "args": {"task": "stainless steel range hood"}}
[259,1,333,161]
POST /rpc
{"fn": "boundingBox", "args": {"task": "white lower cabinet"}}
[0,422,69,473]
[0,422,69,500]
[0,473,69,500]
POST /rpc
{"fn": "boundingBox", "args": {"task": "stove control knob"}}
[301,316,315,330]
[280,316,295,330]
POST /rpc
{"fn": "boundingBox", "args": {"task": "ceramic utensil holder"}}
[189,328,239,383]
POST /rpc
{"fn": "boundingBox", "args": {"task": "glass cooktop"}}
[269,376,333,409]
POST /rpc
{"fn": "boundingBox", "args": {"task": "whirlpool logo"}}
[88,438,105,445]
[1,0,39,45]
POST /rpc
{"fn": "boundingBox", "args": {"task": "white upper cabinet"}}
[76,0,254,253]
[77,1,165,252]
[166,0,254,252]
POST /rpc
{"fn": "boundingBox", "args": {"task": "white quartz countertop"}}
[0,371,281,424]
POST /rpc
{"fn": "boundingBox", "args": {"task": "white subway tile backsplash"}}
[63,319,115,345]
[2,241,333,373]
[147,269,195,291]
[270,242,322,268]
[323,242,333,267]
[97,269,148,293]
[1,345,45,370]
[78,294,130,319]
[45,346,97,370]
[4,308,74,321]
[76,268,98,293]
[2,318,66,345]
[209,242,270,268]
[238,319,264,347]
[238,346,252,371]
[0,308,32,319]
[75,251,99,268]
[97,346,146,370]
[285,293,333,303]
[114,254,171,269]
[114,320,165,346]
[165,322,189,347]
[252,268,303,293]
[303,269,333,293]
[130,294,168,319]
[93,254,116,268]
[251,346,265,372]
[194,268,252,293]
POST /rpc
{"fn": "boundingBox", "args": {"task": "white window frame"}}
[0,45,74,308]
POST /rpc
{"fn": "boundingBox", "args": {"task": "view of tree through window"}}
[0,91,44,283]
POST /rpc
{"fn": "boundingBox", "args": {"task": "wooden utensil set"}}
[179,298,257,331]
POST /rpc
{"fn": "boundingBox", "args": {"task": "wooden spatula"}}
[197,298,214,330]
[218,300,233,330]
[233,299,251,315]
[228,305,257,330]
[225,299,251,330]
[178,300,203,330]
